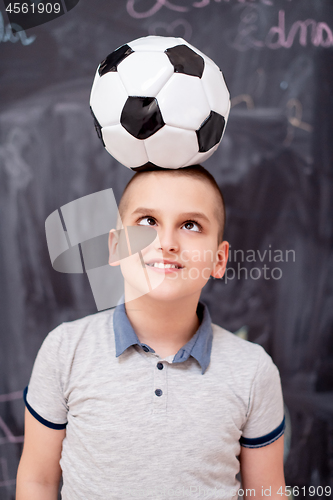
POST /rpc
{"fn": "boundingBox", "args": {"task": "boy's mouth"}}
[144,259,184,269]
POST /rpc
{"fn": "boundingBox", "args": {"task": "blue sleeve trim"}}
[240,415,285,448]
[23,386,67,430]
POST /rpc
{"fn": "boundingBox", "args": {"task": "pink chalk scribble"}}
[148,18,192,39]
[266,10,333,49]
[231,8,333,51]
[126,0,189,19]
[126,0,275,19]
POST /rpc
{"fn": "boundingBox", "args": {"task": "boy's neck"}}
[124,293,201,358]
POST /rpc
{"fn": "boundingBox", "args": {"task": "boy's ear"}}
[211,241,229,279]
[108,229,120,266]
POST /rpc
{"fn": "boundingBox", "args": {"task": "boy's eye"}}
[138,217,156,226]
[182,221,201,232]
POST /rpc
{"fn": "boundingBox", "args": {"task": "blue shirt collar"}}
[112,300,213,374]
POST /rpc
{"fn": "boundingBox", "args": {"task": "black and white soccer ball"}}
[90,36,230,171]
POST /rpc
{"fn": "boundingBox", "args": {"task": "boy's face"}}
[110,172,228,304]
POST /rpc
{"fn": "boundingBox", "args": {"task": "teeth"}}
[147,262,180,269]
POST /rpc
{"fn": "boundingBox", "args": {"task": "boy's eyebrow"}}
[130,207,211,223]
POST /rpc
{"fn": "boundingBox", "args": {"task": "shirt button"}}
[157,362,163,370]
[142,345,149,352]
[155,389,163,397]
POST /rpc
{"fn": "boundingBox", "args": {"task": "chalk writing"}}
[230,6,264,50]
[0,391,24,447]
[0,391,24,489]
[0,391,23,403]
[0,458,16,488]
[266,10,333,48]
[231,94,255,109]
[0,127,33,189]
[126,0,282,19]
[148,18,192,39]
[126,0,188,19]
[286,98,312,133]
[0,416,24,445]
[230,94,312,148]
[192,0,275,6]
[0,11,36,45]
[231,7,333,50]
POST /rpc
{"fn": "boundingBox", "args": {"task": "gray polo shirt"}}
[24,302,285,500]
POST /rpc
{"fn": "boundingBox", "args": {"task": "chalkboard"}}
[0,1,333,498]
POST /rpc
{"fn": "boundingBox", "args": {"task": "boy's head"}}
[110,165,229,303]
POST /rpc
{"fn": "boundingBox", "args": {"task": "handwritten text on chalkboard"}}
[126,0,285,18]
[232,9,333,50]
[126,1,333,50]
[0,11,36,45]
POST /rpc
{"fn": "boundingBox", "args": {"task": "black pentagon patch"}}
[131,162,167,172]
[99,44,134,76]
[196,111,225,152]
[121,97,164,140]
[165,45,204,78]
[90,106,105,147]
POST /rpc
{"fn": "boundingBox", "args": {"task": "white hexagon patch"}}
[102,124,148,169]
[145,125,198,169]
[157,73,210,130]
[118,52,174,98]
[90,72,128,128]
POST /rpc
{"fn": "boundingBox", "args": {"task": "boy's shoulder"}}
[62,308,114,332]
[42,308,115,352]
[210,322,273,372]
[211,322,263,351]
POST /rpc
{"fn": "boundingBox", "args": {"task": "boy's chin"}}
[124,281,202,305]
[121,258,208,304]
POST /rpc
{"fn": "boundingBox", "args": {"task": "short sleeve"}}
[23,325,68,429]
[240,346,285,448]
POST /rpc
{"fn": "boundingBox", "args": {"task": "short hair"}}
[118,165,226,244]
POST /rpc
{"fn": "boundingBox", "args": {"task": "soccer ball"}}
[90,35,230,171]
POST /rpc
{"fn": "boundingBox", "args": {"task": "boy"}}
[16,165,286,499]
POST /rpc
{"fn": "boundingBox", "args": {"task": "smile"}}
[145,262,183,269]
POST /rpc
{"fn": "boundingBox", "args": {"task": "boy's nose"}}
[155,228,179,253]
